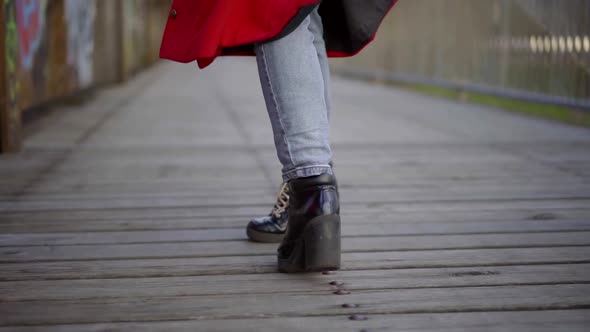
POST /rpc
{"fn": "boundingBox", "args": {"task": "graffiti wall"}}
[16,0,46,71]
[1,0,170,152]
[4,0,96,110]
[2,0,21,151]
[6,0,48,110]
[64,0,96,88]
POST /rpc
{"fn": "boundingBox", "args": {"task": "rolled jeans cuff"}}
[282,165,333,181]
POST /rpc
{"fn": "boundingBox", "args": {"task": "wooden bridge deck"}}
[1,59,590,331]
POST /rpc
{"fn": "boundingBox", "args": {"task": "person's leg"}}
[255,11,332,181]
[308,10,332,120]
[247,9,333,243]
[254,9,341,273]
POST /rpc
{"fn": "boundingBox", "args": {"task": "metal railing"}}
[334,0,590,110]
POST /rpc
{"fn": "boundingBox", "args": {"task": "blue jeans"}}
[255,9,333,181]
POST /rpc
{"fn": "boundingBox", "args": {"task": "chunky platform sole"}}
[246,227,285,243]
[278,214,341,273]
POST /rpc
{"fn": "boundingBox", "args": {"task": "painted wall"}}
[1,0,171,153]
[64,0,96,88]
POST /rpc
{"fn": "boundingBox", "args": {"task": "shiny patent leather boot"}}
[246,182,289,243]
[277,173,341,273]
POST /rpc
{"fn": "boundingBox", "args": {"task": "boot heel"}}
[303,214,341,272]
[277,214,341,273]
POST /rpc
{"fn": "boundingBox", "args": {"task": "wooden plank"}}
[2,207,589,233]
[10,176,268,193]
[5,166,583,187]
[343,219,590,237]
[1,264,589,302]
[1,309,589,332]
[1,247,589,281]
[5,181,272,195]
[0,205,268,223]
[2,199,590,225]
[4,182,276,198]
[0,192,274,211]
[10,173,586,196]
[509,143,590,162]
[0,0,6,152]
[0,198,590,219]
[7,177,584,202]
[3,183,590,212]
[0,0,23,153]
[2,232,589,262]
[4,176,587,199]
[0,284,589,325]
[40,163,570,184]
[330,142,590,159]
[3,219,590,246]
[61,143,521,162]
[0,228,247,245]
[0,186,275,201]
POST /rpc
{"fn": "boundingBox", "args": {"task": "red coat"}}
[160,0,397,68]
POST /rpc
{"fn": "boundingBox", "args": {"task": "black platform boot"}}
[246,182,289,243]
[277,173,341,273]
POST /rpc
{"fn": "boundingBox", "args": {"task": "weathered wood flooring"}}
[1,59,590,331]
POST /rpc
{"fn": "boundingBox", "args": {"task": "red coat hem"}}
[159,0,396,69]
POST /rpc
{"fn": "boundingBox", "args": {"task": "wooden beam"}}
[0,0,22,153]
[116,0,128,82]
[0,1,5,151]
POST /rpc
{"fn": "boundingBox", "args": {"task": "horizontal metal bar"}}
[333,66,590,112]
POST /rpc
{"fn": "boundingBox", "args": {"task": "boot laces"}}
[271,182,290,219]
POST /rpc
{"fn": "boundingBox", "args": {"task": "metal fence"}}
[334,0,590,110]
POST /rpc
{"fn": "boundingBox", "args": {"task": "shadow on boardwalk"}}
[1,59,590,331]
